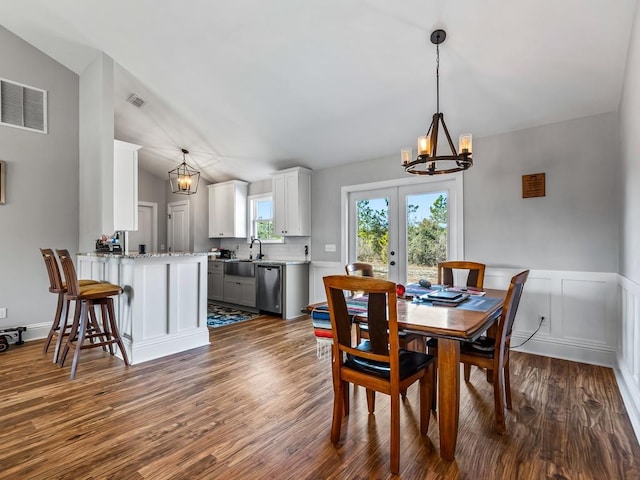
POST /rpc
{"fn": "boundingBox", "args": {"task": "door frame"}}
[341,173,464,282]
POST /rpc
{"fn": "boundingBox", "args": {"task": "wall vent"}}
[127,93,145,108]
[0,78,48,134]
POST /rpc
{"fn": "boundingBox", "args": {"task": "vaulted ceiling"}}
[0,0,636,183]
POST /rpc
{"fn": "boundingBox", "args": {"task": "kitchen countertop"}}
[80,252,208,259]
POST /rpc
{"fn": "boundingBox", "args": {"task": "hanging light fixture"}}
[401,29,472,175]
[169,148,200,195]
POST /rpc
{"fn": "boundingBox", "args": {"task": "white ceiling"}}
[0,0,637,183]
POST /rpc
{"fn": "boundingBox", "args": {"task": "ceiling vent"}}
[0,78,47,134]
[127,93,145,108]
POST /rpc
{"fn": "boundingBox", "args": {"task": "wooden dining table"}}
[307,287,506,461]
[395,289,506,461]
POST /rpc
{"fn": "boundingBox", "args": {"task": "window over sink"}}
[248,194,283,243]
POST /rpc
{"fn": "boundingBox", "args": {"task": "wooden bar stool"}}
[40,248,100,363]
[56,249,130,379]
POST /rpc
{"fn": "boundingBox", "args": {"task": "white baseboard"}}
[615,358,640,444]
[511,333,616,367]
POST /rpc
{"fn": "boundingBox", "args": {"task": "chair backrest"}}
[495,270,529,355]
[345,262,374,277]
[345,263,374,297]
[56,249,81,298]
[40,248,65,293]
[437,261,486,289]
[323,275,400,365]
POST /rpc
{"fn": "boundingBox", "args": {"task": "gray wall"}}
[620,2,640,282]
[312,112,620,273]
[465,112,619,272]
[138,167,168,251]
[0,26,79,328]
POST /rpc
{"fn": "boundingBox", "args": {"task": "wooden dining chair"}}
[323,275,434,474]
[345,262,425,353]
[437,260,486,290]
[459,270,529,434]
[428,260,487,408]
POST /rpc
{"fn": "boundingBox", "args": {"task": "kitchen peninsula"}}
[77,252,210,365]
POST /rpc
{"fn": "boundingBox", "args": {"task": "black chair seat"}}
[346,340,434,380]
[427,336,495,358]
[460,337,495,357]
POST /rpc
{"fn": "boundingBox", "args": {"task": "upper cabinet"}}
[113,140,142,231]
[272,167,311,236]
[208,180,248,238]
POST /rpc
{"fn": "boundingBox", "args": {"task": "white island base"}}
[78,252,210,365]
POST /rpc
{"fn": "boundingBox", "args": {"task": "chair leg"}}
[52,299,70,364]
[101,301,114,355]
[463,364,472,382]
[342,380,350,416]
[70,301,90,380]
[493,365,507,435]
[43,293,65,354]
[60,301,81,367]
[88,304,107,351]
[330,376,344,444]
[106,298,129,365]
[420,364,433,435]
[390,392,400,474]
[505,360,512,410]
[366,389,376,414]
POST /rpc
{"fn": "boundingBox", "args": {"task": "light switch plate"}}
[0,307,6,319]
[324,244,336,252]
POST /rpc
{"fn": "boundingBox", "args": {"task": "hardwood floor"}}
[0,315,638,479]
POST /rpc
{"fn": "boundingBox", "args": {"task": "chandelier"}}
[168,148,200,195]
[401,30,472,175]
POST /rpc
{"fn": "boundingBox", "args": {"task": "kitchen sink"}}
[225,260,255,277]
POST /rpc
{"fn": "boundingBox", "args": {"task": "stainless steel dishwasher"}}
[257,264,282,314]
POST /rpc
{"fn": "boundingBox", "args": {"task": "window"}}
[248,194,283,243]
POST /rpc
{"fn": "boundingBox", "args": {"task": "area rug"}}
[207,303,260,328]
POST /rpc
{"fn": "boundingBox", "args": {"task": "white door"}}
[168,201,190,252]
[128,202,157,253]
[347,178,461,284]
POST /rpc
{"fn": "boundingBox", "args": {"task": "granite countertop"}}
[80,252,208,259]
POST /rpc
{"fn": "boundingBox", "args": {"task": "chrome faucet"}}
[250,236,264,259]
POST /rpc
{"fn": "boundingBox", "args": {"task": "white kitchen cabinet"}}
[223,276,256,307]
[113,140,142,231]
[208,180,248,238]
[272,167,311,236]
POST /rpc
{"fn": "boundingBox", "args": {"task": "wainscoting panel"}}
[309,261,345,303]
[616,275,640,443]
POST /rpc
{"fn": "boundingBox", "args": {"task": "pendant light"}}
[169,148,200,195]
[401,30,473,175]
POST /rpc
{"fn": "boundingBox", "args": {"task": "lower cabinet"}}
[207,261,224,301]
[223,276,256,308]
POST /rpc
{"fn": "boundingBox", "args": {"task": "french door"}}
[346,178,461,284]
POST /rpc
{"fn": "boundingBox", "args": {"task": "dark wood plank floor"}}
[0,315,638,479]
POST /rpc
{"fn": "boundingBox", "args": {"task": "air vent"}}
[0,78,47,134]
[127,93,145,108]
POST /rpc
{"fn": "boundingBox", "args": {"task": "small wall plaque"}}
[522,172,545,198]
[0,160,5,205]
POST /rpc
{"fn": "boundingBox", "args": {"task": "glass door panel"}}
[403,191,448,284]
[348,188,397,281]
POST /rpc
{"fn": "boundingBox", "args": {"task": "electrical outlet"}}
[0,307,6,319]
